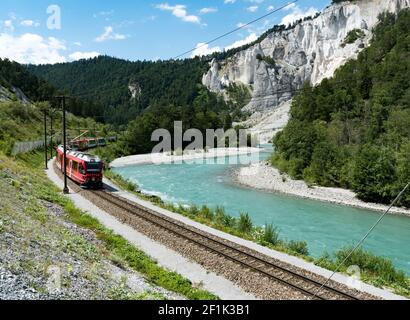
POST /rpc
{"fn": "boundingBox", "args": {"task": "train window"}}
[85,162,102,172]
[71,161,78,171]
[79,164,86,175]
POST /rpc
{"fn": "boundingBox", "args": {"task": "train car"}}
[56,145,103,189]
[97,138,107,147]
[86,138,98,149]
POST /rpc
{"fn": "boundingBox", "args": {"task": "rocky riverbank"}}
[232,161,410,217]
[110,147,262,167]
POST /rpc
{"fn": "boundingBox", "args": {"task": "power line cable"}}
[173,0,300,59]
[314,181,410,298]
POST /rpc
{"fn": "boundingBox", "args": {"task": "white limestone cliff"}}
[203,0,410,142]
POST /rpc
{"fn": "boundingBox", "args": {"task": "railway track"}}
[92,189,360,300]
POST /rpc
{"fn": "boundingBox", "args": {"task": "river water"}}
[113,148,410,274]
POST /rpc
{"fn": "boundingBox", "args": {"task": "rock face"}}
[0,85,13,102]
[128,82,142,100]
[203,0,410,114]
[0,85,30,104]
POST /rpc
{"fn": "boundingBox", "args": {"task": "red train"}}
[69,137,107,151]
[56,145,104,189]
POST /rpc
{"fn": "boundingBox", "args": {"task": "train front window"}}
[85,162,102,172]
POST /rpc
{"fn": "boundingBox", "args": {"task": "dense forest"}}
[28,56,210,125]
[0,58,56,101]
[28,55,240,155]
[123,87,232,155]
[273,10,410,207]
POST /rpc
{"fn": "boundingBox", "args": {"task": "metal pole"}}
[50,112,53,160]
[62,96,69,194]
[44,110,48,169]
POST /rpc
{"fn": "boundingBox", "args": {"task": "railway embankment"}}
[0,151,215,300]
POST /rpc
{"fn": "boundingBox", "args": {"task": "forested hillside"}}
[28,55,237,155]
[1,58,56,101]
[0,58,113,155]
[273,10,410,207]
[28,56,210,125]
[123,87,231,155]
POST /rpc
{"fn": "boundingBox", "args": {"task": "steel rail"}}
[93,190,360,300]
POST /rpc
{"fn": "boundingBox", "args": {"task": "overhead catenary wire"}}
[314,181,410,298]
[173,0,300,60]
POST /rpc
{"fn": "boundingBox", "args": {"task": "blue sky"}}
[0,0,330,64]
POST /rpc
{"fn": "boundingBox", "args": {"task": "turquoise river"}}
[113,147,410,274]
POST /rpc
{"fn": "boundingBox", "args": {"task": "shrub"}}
[288,240,309,256]
[214,206,226,223]
[335,247,407,285]
[213,206,236,228]
[199,205,214,220]
[262,223,280,245]
[342,29,365,46]
[237,212,253,234]
[188,204,199,217]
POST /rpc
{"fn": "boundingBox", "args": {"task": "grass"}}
[107,167,410,297]
[316,247,410,297]
[6,150,218,300]
[262,223,280,246]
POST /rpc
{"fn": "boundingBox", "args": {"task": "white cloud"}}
[191,43,221,57]
[74,41,82,46]
[267,5,274,11]
[191,32,259,58]
[0,32,66,64]
[156,3,200,24]
[224,0,236,4]
[280,5,318,26]
[69,51,100,61]
[95,26,126,42]
[199,7,218,14]
[246,6,258,13]
[225,33,258,51]
[284,3,297,11]
[93,10,114,18]
[20,20,40,27]
[3,20,14,31]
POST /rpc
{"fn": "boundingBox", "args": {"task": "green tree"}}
[352,145,396,203]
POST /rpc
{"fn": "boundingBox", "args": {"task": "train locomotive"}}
[56,145,104,189]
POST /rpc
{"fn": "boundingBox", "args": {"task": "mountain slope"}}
[28,56,208,125]
[0,58,56,102]
[272,9,410,207]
